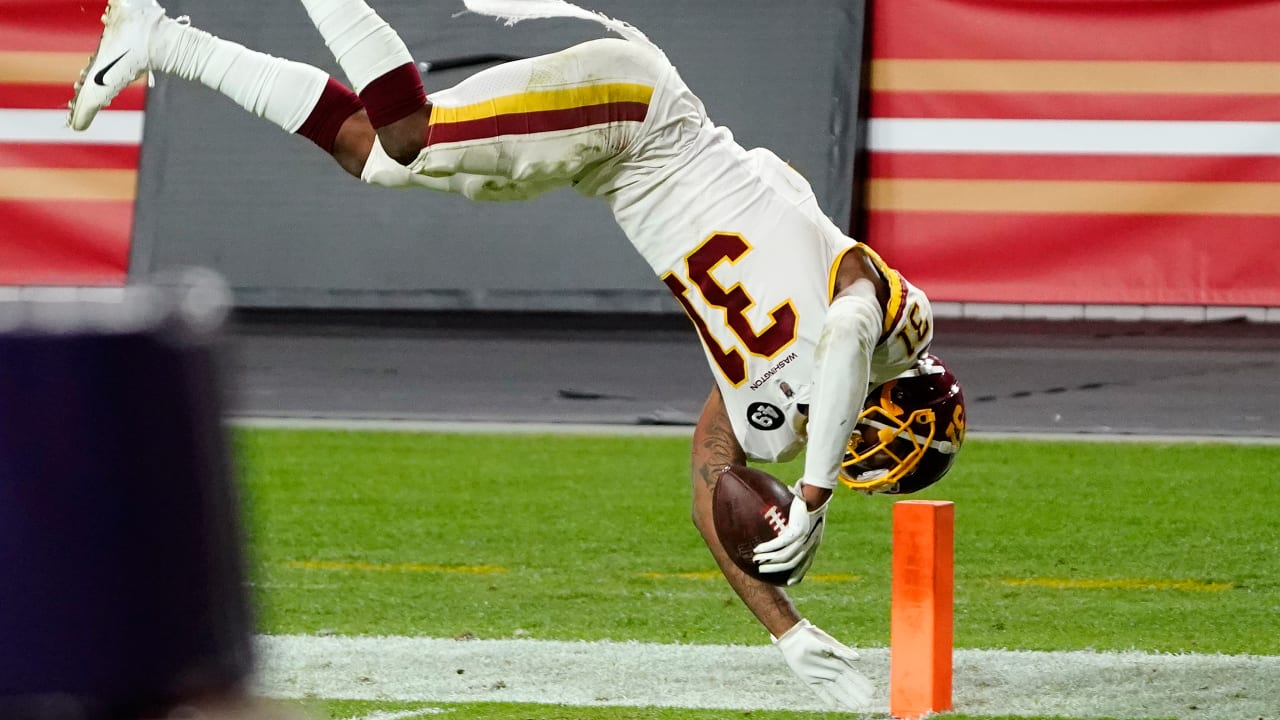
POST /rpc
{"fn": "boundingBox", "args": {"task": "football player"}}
[69,0,966,710]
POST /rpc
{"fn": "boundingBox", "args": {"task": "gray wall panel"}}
[132,0,866,310]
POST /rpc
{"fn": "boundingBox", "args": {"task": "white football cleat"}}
[68,0,166,132]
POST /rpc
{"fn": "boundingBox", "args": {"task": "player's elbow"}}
[691,501,711,537]
[690,493,719,543]
[823,288,882,354]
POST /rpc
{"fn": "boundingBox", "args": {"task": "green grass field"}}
[234,429,1280,720]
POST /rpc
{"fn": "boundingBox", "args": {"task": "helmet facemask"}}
[837,354,966,495]
[840,396,939,494]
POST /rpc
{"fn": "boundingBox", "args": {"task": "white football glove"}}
[773,619,875,711]
[752,482,828,585]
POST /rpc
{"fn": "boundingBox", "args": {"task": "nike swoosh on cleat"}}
[93,52,130,87]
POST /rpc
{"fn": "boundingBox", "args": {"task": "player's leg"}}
[354,37,665,198]
[69,0,373,177]
[396,39,664,188]
[296,0,429,164]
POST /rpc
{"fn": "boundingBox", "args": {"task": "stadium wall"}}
[127,0,868,313]
[3,1,1278,321]
[863,0,1280,315]
[0,2,140,285]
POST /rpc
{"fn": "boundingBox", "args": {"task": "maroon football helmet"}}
[838,353,966,495]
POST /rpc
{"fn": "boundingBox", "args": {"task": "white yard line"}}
[254,635,1280,719]
[339,711,449,720]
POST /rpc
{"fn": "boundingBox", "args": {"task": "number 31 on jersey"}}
[661,232,798,387]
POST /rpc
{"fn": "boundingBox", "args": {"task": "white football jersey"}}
[363,37,932,461]
[603,117,865,461]
[582,44,930,461]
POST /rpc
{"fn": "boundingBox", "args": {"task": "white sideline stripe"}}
[253,635,1280,719]
[966,431,1280,446]
[227,416,1280,445]
[229,417,695,437]
[341,711,449,719]
[0,109,144,144]
[868,118,1280,156]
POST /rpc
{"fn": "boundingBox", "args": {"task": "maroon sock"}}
[296,77,365,153]
[358,62,427,129]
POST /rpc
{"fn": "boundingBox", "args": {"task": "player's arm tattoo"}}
[692,385,746,491]
[690,386,801,636]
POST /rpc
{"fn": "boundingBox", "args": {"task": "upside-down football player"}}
[69,0,967,710]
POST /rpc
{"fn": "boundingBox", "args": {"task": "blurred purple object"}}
[0,271,253,719]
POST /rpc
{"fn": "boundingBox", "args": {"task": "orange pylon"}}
[890,500,954,719]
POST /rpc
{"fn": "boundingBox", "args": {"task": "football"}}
[711,464,798,586]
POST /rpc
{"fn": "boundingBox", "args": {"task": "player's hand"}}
[752,482,828,585]
[773,619,875,711]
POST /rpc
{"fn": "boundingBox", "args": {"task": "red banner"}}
[865,0,1280,306]
[0,1,143,286]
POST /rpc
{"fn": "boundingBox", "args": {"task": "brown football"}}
[711,464,797,586]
